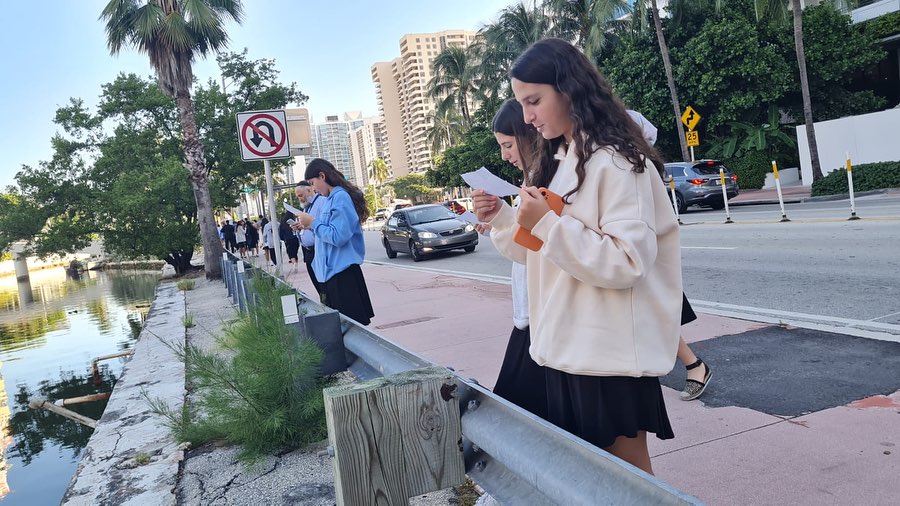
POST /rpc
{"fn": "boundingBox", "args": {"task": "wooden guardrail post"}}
[323,366,464,505]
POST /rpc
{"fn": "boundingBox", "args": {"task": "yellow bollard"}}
[846,153,860,220]
[771,161,790,222]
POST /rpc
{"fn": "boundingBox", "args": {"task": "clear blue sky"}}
[0,0,514,189]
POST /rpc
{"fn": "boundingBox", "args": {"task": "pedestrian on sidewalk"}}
[474,39,681,475]
[261,217,276,266]
[626,110,713,401]
[292,181,325,301]
[294,159,374,326]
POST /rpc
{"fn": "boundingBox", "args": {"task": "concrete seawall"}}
[62,282,186,506]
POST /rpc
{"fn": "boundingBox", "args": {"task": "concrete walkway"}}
[277,260,900,505]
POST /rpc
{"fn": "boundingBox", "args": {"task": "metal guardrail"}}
[220,253,703,505]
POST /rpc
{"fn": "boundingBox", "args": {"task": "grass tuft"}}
[176,279,196,291]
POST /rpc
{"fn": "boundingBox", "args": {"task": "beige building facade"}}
[372,30,477,176]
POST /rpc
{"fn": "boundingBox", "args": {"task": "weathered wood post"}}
[324,366,464,505]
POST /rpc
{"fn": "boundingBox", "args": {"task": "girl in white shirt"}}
[474,39,681,474]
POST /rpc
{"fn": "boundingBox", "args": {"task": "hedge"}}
[811,161,900,196]
[863,10,900,40]
[725,150,772,190]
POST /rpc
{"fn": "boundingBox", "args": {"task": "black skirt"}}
[682,293,697,325]
[322,264,374,326]
[545,369,674,449]
[492,326,548,419]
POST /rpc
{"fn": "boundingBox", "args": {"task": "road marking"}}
[869,310,900,322]
[681,246,736,250]
[365,260,512,284]
[691,299,900,343]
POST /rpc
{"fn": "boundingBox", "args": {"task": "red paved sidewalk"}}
[276,260,899,505]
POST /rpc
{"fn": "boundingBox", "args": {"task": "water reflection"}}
[0,267,159,505]
[8,366,118,466]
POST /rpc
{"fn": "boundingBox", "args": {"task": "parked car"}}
[381,204,478,261]
[374,208,389,221]
[663,160,740,213]
[454,197,474,211]
[442,200,466,214]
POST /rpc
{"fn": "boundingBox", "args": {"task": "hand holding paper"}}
[283,201,303,216]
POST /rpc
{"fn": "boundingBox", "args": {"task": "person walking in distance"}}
[473,39,681,474]
[293,181,325,301]
[293,159,374,326]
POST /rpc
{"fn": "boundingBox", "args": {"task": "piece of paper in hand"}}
[456,211,479,225]
[461,167,520,197]
[283,201,303,216]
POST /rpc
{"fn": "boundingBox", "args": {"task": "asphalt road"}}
[363,193,900,326]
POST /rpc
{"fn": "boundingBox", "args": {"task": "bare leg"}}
[677,337,706,383]
[605,432,653,475]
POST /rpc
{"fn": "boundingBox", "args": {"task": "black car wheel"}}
[674,192,687,214]
[464,245,476,253]
[383,237,397,259]
[409,240,424,262]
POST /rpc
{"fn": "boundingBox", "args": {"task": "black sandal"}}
[681,358,712,401]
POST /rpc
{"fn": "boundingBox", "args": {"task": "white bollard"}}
[719,168,733,224]
[771,161,790,222]
[846,153,860,221]
[669,176,682,225]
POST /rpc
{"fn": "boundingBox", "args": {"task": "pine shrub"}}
[154,272,330,462]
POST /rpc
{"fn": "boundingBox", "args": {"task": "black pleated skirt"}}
[492,326,548,419]
[545,369,675,449]
[682,292,697,325]
[322,264,374,326]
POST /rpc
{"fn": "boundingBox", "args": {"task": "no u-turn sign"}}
[236,109,291,161]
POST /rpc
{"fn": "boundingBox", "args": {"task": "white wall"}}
[851,0,900,24]
[796,108,900,186]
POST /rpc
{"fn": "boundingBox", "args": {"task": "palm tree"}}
[100,0,244,279]
[369,158,390,207]
[546,0,631,60]
[425,109,466,154]
[789,0,823,181]
[428,46,478,126]
[474,3,551,105]
[639,0,691,161]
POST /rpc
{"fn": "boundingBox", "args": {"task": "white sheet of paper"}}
[283,201,303,216]
[456,211,479,224]
[461,167,520,197]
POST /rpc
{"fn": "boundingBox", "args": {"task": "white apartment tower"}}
[372,29,477,176]
[348,118,387,188]
[311,112,367,187]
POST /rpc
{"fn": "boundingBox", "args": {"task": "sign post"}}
[681,106,701,162]
[236,110,291,277]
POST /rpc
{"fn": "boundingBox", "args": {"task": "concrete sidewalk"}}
[278,260,899,505]
[729,184,810,206]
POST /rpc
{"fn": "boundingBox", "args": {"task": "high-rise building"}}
[310,112,368,187]
[348,118,387,188]
[372,30,478,176]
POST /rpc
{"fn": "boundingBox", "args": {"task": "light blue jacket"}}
[310,186,365,282]
[299,193,325,248]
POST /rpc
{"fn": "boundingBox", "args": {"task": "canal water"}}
[0,267,158,504]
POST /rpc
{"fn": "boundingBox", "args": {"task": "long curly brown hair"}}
[304,158,369,222]
[510,38,665,202]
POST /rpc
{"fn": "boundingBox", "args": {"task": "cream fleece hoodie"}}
[490,144,682,377]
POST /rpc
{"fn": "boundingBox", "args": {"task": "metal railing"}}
[219,252,703,505]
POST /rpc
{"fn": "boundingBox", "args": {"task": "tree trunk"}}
[792,0,823,181]
[165,248,195,275]
[651,0,690,162]
[175,92,223,279]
